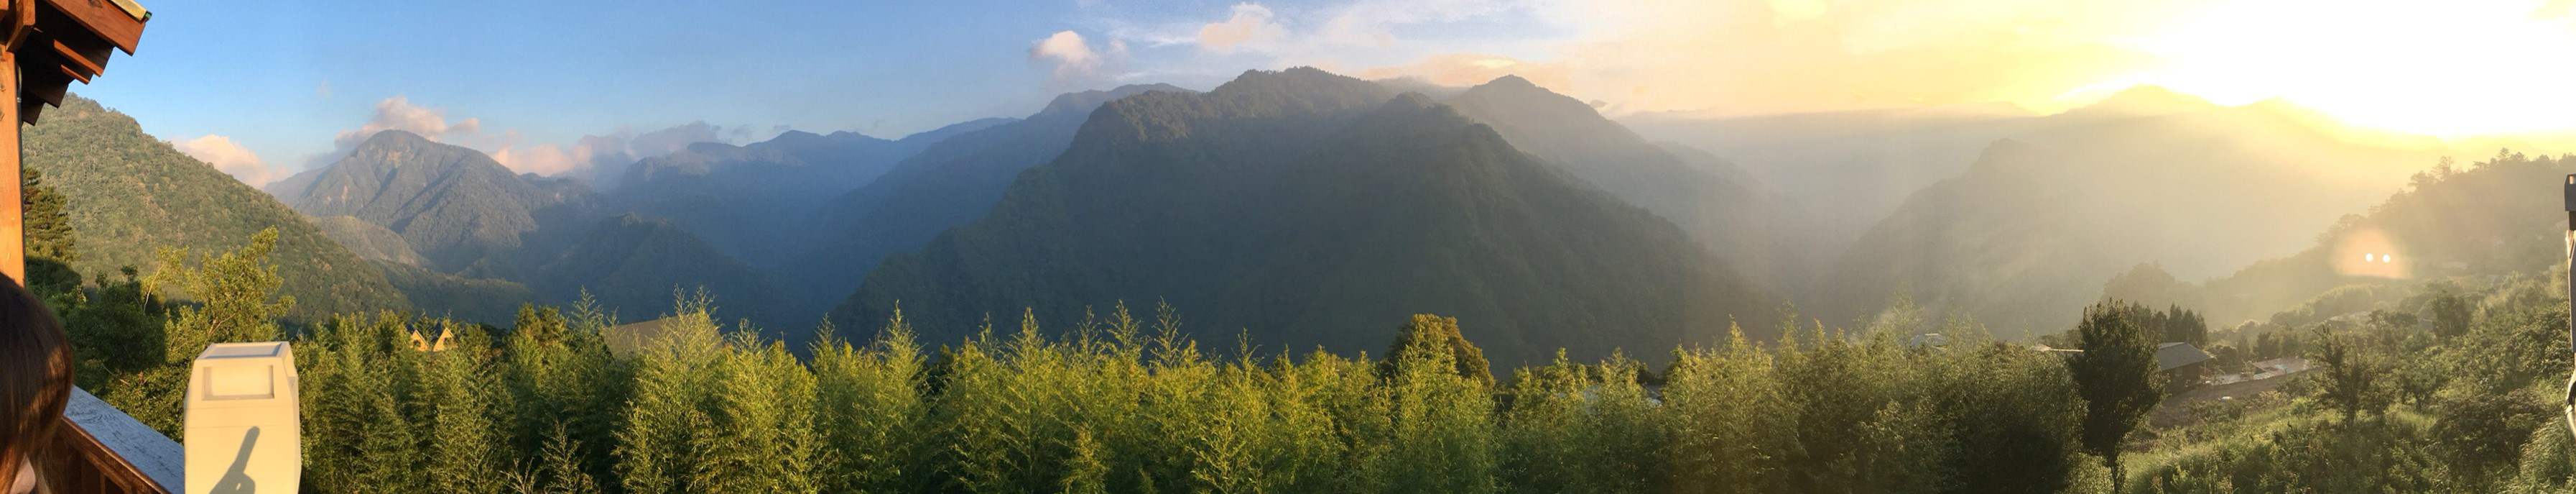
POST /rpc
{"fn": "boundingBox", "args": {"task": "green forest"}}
[45,183,2576,493]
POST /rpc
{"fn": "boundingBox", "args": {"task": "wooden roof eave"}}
[34,0,142,54]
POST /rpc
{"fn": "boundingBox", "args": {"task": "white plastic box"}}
[183,342,300,494]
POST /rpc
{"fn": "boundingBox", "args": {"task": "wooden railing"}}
[45,388,179,493]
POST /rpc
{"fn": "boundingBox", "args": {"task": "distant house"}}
[2156,342,2213,386]
[2156,342,2212,372]
[407,326,455,352]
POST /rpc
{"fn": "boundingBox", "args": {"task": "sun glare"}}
[2071,0,2576,138]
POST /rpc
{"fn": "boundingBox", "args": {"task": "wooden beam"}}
[35,0,139,53]
[0,49,24,284]
[6,0,33,49]
[50,36,104,78]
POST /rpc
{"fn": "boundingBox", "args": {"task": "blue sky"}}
[85,0,1139,180]
[73,0,2576,184]
[80,0,1580,184]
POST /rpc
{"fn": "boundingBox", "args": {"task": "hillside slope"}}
[536,213,812,337]
[1445,76,1811,289]
[787,83,1192,296]
[1820,99,2443,337]
[25,95,412,319]
[308,214,427,267]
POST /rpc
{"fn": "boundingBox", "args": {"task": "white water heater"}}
[183,342,300,494]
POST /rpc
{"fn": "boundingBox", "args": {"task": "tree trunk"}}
[2107,453,2123,493]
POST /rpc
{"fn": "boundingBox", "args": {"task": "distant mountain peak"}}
[1211,66,1376,98]
[1484,74,1537,88]
[2073,84,2219,116]
[1386,91,1440,110]
[1036,83,1195,119]
[1458,75,1583,108]
[762,129,833,148]
[1279,65,1333,77]
[357,128,433,148]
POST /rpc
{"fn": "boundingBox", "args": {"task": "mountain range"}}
[613,119,1010,267]
[1811,93,2444,336]
[784,83,1192,298]
[29,66,2506,367]
[836,68,1762,366]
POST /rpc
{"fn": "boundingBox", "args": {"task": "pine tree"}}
[1380,314,1493,385]
[1669,324,1802,493]
[21,165,78,296]
[537,424,605,494]
[616,301,723,494]
[2068,301,2164,489]
[420,320,504,494]
[812,309,928,493]
[695,329,822,493]
[1382,317,1497,493]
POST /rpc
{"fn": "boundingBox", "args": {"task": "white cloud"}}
[305,96,488,170]
[1198,4,1287,53]
[171,135,292,187]
[488,143,589,177]
[334,96,481,149]
[1029,30,1128,85]
[305,96,747,179]
[567,122,739,186]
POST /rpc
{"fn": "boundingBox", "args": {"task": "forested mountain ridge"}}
[840,68,1760,366]
[270,129,603,273]
[536,213,812,335]
[786,83,1193,296]
[1819,96,2445,337]
[307,214,427,267]
[24,95,413,319]
[607,119,1012,267]
[1445,76,1815,291]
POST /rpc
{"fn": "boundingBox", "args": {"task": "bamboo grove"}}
[52,231,2119,494]
[277,300,2120,494]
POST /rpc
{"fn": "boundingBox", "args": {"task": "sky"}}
[74,0,2576,186]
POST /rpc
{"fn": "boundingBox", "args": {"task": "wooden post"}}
[2563,174,2576,434]
[0,48,22,285]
